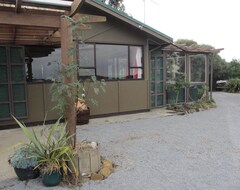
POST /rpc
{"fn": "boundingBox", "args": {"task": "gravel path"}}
[1,92,240,190]
[78,92,240,190]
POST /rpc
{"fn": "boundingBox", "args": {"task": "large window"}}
[0,46,27,120]
[78,44,95,76]
[189,54,206,82]
[166,52,186,104]
[166,56,185,82]
[78,44,143,80]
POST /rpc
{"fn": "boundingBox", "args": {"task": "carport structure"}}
[0,0,91,129]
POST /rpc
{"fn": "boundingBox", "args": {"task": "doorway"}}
[150,53,165,108]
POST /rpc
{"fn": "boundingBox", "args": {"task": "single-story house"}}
[0,0,222,128]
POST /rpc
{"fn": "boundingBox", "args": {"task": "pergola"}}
[0,0,98,137]
[162,43,224,101]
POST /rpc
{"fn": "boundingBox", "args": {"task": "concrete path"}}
[1,92,240,190]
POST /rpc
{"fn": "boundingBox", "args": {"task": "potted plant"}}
[74,75,106,125]
[9,145,40,181]
[12,116,78,187]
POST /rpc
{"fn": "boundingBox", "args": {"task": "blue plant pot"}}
[42,170,62,187]
[14,167,40,181]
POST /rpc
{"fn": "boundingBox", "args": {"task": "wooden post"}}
[210,54,213,100]
[60,17,77,147]
[185,53,189,102]
[206,54,210,100]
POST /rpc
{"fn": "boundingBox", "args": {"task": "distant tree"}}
[175,39,198,46]
[227,59,240,79]
[101,0,125,11]
[210,54,228,89]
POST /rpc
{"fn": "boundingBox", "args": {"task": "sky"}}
[124,0,240,62]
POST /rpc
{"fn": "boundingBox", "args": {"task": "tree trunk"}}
[60,17,77,148]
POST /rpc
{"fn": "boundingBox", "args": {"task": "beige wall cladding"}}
[119,80,148,112]
[87,81,119,116]
[85,21,145,45]
[0,83,60,127]
[0,83,46,126]
[43,83,59,120]
[27,84,45,122]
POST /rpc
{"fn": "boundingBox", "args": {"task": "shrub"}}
[9,146,38,169]
[225,78,240,93]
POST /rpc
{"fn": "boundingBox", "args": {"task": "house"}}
[0,0,222,128]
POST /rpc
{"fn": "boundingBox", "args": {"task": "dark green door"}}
[151,55,164,108]
[0,46,27,121]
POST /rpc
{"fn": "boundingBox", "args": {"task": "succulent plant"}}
[9,146,38,169]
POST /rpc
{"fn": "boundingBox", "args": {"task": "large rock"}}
[102,159,113,169]
[99,167,112,178]
[91,173,104,181]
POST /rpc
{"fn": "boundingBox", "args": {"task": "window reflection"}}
[31,48,61,81]
[78,44,143,80]
[96,44,128,80]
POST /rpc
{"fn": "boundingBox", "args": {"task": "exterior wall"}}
[0,11,153,127]
[119,80,148,112]
[88,80,149,116]
[85,21,145,45]
[80,15,151,115]
[0,83,59,127]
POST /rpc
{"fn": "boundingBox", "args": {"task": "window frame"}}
[77,43,144,81]
[0,46,28,121]
[189,54,207,83]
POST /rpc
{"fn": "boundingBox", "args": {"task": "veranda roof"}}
[0,0,173,46]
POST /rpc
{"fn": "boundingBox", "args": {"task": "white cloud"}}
[124,0,240,62]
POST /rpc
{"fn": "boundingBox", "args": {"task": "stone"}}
[99,167,112,178]
[102,159,113,169]
[91,173,104,181]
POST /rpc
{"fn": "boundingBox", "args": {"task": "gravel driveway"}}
[1,92,240,190]
[79,92,240,190]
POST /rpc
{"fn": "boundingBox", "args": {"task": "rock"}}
[91,173,104,181]
[99,167,112,178]
[102,159,113,169]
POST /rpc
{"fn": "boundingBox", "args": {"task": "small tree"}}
[170,76,189,104]
[50,15,106,147]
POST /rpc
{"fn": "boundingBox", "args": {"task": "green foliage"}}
[225,78,240,93]
[9,145,38,169]
[50,65,106,115]
[227,59,240,79]
[175,39,198,46]
[51,16,106,116]
[167,76,189,104]
[210,53,228,89]
[12,116,78,176]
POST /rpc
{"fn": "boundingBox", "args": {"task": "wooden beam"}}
[69,0,84,17]
[0,11,60,28]
[73,13,106,23]
[16,0,22,13]
[12,26,17,43]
